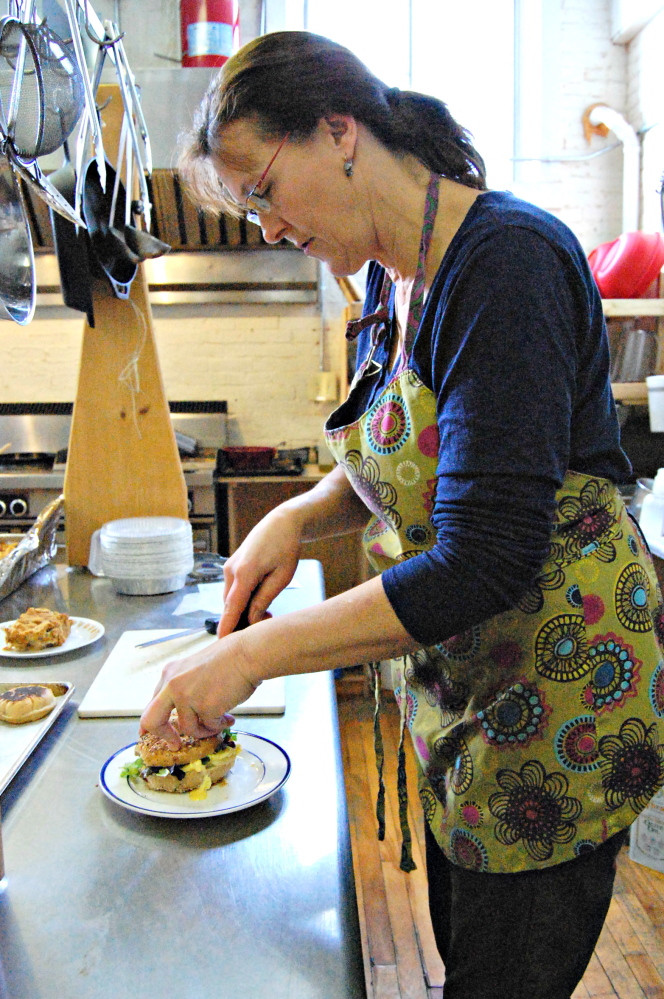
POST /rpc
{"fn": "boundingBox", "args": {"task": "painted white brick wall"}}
[512,0,627,253]
[0,305,345,461]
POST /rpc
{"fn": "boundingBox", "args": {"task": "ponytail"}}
[381,88,486,190]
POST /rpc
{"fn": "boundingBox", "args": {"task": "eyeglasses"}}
[244,132,290,225]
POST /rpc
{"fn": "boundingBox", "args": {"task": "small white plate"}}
[99,732,291,818]
[0,616,105,659]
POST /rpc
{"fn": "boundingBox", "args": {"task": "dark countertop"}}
[0,562,365,999]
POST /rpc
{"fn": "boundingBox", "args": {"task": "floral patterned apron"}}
[324,174,664,874]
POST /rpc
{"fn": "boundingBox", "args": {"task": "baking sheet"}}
[77,630,285,717]
[0,682,74,794]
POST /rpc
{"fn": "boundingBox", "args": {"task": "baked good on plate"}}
[3,607,72,652]
[0,684,56,724]
[121,719,241,800]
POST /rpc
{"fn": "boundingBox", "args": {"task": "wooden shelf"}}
[602,299,664,317]
[612,381,649,403]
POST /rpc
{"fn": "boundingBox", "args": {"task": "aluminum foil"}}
[0,495,64,603]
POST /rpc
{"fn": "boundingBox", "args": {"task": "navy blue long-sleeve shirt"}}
[330,191,630,646]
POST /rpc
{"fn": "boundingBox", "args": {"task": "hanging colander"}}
[0,16,85,159]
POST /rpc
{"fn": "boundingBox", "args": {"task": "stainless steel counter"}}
[0,563,365,999]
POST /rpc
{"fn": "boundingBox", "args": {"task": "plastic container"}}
[647,375,664,431]
[87,517,194,594]
[110,573,191,596]
[630,788,664,872]
[637,468,664,554]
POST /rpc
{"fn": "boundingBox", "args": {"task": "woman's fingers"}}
[218,576,258,635]
[218,563,294,637]
[139,689,180,747]
[172,703,212,739]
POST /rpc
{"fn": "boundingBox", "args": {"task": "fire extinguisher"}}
[180,0,240,68]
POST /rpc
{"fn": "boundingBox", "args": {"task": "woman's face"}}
[212,118,375,277]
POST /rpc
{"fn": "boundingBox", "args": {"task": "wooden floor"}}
[336,677,664,999]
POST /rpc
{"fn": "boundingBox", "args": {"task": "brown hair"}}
[178,30,487,215]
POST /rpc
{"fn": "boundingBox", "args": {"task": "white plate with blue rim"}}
[99,731,291,818]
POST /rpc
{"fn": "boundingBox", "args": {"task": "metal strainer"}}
[0,16,85,159]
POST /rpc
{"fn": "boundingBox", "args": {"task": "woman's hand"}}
[139,633,259,748]
[218,505,304,637]
[219,466,368,636]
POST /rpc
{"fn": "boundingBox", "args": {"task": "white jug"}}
[638,467,664,554]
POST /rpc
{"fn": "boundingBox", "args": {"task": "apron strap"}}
[344,173,440,367]
[370,659,417,871]
[397,655,417,872]
[370,662,386,841]
[401,172,440,361]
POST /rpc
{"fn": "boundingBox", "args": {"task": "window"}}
[296,0,515,191]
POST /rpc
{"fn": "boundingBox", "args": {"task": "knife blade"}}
[135,601,254,649]
[135,617,220,648]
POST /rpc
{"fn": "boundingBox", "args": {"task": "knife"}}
[135,603,253,649]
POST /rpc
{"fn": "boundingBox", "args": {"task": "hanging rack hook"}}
[81,0,124,46]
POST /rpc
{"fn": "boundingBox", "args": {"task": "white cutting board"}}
[78,629,285,717]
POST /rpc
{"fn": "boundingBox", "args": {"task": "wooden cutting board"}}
[64,83,187,565]
[78,629,285,717]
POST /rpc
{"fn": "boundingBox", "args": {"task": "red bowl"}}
[220,446,276,470]
[588,231,664,298]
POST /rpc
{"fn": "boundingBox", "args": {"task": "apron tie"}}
[397,655,416,872]
[345,307,389,342]
[370,661,386,841]
[370,659,417,871]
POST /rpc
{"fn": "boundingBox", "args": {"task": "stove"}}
[0,402,228,555]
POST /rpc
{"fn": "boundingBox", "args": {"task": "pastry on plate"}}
[121,718,241,800]
[3,607,72,652]
[0,684,56,724]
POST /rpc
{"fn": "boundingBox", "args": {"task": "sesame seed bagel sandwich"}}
[122,715,240,800]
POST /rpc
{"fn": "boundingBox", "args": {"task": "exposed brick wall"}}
[0,306,345,461]
[512,0,627,253]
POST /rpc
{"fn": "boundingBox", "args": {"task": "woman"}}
[140,31,664,999]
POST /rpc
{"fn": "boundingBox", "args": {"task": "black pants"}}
[425,822,630,999]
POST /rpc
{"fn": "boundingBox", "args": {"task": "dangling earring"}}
[344,159,354,178]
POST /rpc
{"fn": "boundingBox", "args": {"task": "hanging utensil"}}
[0,15,85,226]
[5,145,85,225]
[62,0,105,191]
[115,34,152,176]
[82,158,136,299]
[74,31,106,221]
[81,156,169,300]
[0,151,35,325]
[48,140,94,325]
[109,110,127,226]
[104,20,151,230]
[0,17,85,160]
